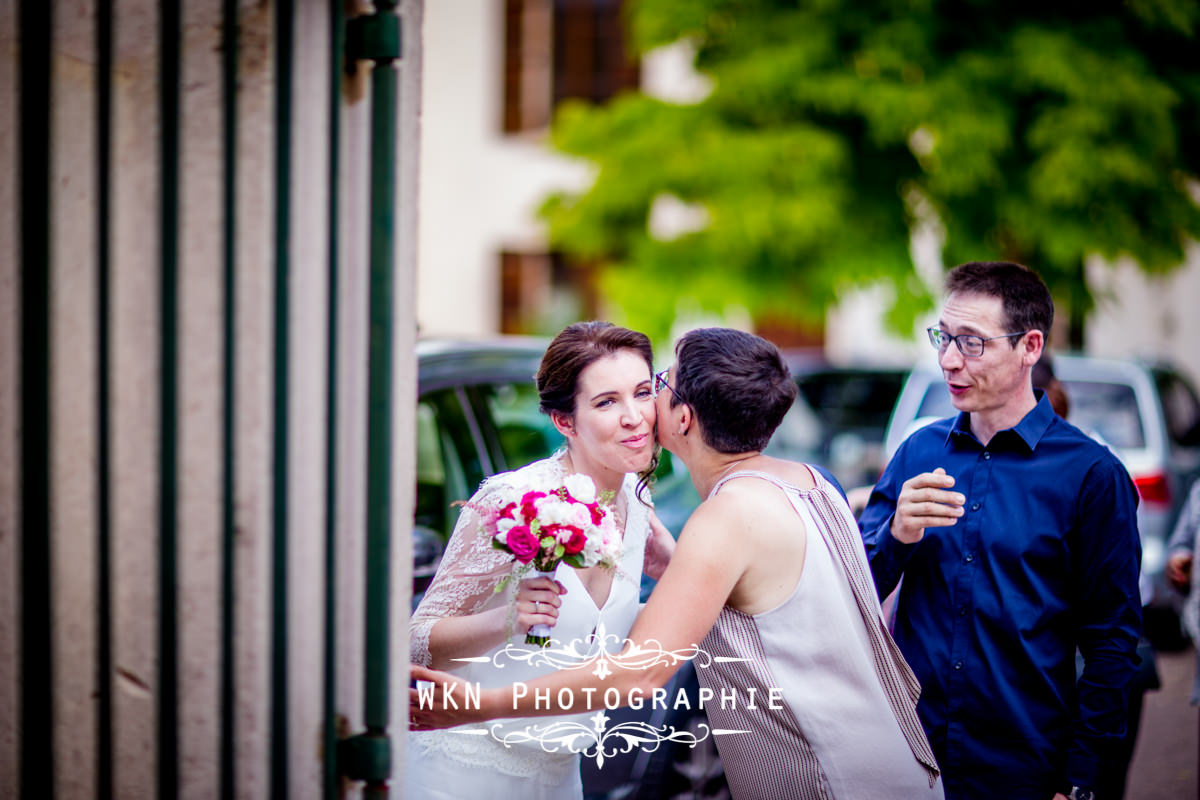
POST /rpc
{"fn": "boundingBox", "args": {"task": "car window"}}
[1154,369,1200,448]
[1062,380,1145,449]
[474,381,562,471]
[797,370,906,432]
[415,390,487,544]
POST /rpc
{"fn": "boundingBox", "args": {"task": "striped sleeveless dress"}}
[697,469,942,800]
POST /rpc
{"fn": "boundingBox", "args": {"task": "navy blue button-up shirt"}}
[859,393,1142,800]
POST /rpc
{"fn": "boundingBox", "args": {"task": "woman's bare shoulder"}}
[735,456,818,492]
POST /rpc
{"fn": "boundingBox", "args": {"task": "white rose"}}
[601,538,622,566]
[567,503,591,529]
[582,535,602,563]
[539,497,571,525]
[562,473,597,505]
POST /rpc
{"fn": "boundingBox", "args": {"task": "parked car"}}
[412,337,726,798]
[784,353,908,489]
[883,354,1200,649]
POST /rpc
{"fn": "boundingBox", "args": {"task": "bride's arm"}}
[423,576,563,669]
[411,493,750,725]
[411,491,563,671]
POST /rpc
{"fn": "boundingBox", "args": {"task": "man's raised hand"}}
[892,467,965,544]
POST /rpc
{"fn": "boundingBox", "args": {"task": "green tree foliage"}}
[540,0,1200,343]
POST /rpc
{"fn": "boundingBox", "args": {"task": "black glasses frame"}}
[927,327,1029,358]
[654,369,686,403]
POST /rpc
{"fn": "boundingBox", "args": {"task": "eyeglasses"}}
[927,327,1029,358]
[654,369,685,402]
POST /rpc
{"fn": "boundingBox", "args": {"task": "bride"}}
[406,321,674,800]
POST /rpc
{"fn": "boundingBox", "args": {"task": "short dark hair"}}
[1032,354,1070,419]
[672,328,797,453]
[945,261,1054,345]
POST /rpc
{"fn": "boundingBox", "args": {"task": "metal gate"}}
[1,1,420,797]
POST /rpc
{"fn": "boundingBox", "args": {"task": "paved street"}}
[1127,646,1197,799]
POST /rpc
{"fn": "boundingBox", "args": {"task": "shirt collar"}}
[947,389,1055,453]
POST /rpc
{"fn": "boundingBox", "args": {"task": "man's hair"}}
[672,328,797,454]
[945,261,1054,344]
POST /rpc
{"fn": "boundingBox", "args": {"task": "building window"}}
[504,0,639,133]
[500,251,599,334]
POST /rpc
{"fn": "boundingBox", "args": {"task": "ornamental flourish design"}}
[452,712,751,769]
[451,624,718,679]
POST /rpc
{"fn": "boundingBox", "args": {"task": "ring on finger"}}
[534,601,541,612]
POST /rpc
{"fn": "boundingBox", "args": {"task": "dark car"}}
[783,353,908,489]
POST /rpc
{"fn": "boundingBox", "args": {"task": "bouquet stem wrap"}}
[525,567,559,647]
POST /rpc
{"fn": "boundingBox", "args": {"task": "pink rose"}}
[562,527,587,555]
[586,503,604,525]
[505,525,539,563]
[519,490,547,522]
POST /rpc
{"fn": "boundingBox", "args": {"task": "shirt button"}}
[957,606,967,616]
[970,502,981,511]
[953,661,964,670]
[965,552,975,562]
[983,452,991,460]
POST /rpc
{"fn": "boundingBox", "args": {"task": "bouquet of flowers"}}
[476,473,622,645]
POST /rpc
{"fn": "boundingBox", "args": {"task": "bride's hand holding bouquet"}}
[475,472,622,646]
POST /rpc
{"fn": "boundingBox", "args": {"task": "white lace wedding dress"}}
[407,452,650,800]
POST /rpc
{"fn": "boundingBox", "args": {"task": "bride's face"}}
[557,349,656,480]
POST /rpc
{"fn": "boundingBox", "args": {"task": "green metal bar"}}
[323,1,345,797]
[363,4,401,796]
[220,1,239,798]
[271,1,294,798]
[364,53,397,733]
[18,2,54,798]
[96,0,115,797]
[159,1,182,797]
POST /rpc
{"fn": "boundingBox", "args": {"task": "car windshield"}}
[797,370,906,433]
[1062,380,1145,449]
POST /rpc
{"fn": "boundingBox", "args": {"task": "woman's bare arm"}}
[424,576,564,669]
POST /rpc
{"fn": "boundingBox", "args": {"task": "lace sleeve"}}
[409,484,519,667]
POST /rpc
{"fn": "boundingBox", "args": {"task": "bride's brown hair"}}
[536,321,658,503]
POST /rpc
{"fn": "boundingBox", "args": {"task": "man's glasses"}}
[654,369,685,402]
[927,327,1028,358]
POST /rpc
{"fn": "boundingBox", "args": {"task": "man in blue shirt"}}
[859,261,1142,800]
